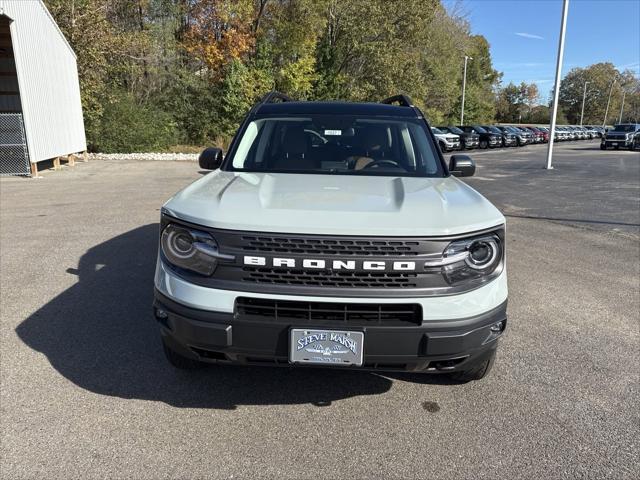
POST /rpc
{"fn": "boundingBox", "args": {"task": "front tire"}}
[479,139,488,149]
[162,338,204,370]
[600,144,606,150]
[450,348,497,382]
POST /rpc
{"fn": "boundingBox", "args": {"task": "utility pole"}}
[603,78,616,127]
[546,0,569,170]
[460,55,472,125]
[579,81,589,125]
[618,90,626,123]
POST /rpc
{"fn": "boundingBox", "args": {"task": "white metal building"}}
[0,0,86,176]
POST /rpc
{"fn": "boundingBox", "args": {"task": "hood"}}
[163,171,504,236]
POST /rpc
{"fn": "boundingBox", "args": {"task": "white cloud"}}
[515,32,545,40]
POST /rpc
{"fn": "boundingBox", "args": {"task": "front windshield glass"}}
[472,126,487,134]
[226,115,444,177]
[431,127,444,135]
[447,126,464,135]
[613,125,636,132]
[484,126,501,134]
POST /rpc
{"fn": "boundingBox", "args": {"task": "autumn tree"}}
[559,63,640,125]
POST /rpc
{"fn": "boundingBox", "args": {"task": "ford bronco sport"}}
[154,93,508,382]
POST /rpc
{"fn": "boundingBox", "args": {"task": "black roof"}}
[254,101,419,117]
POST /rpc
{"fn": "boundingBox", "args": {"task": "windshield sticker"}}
[324,129,342,136]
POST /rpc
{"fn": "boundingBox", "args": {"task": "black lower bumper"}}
[153,290,507,373]
[602,140,631,148]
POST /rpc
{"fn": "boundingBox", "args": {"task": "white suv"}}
[431,127,461,152]
[154,93,508,382]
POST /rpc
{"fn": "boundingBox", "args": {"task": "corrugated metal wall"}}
[0,0,86,163]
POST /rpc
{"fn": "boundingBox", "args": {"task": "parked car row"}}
[554,125,604,141]
[431,124,604,152]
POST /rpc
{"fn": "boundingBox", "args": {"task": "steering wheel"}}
[361,159,401,170]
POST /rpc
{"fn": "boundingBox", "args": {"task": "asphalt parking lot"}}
[1,141,638,479]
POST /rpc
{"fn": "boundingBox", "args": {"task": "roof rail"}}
[380,94,414,107]
[259,91,293,105]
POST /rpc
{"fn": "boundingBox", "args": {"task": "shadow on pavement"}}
[16,224,397,409]
[504,213,640,228]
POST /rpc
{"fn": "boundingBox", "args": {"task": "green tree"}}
[559,62,640,125]
[45,0,504,152]
[496,81,541,123]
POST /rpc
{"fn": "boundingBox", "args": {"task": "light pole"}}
[603,78,616,127]
[545,0,569,170]
[460,55,472,125]
[618,90,626,123]
[579,81,589,125]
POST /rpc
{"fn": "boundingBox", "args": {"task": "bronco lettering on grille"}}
[243,256,416,271]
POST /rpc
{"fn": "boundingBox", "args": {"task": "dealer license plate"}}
[290,329,364,366]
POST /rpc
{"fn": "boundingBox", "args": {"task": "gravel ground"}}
[1,141,638,479]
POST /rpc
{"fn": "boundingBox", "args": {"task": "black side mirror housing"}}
[449,154,476,177]
[199,147,223,170]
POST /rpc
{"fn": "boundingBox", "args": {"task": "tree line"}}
[497,63,640,126]
[44,1,639,153]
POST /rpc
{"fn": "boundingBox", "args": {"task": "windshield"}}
[472,126,487,134]
[447,126,464,135]
[484,126,501,134]
[612,124,637,132]
[431,127,444,135]
[225,115,444,177]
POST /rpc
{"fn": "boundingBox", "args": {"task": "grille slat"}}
[240,235,425,256]
[242,267,421,288]
[235,298,422,326]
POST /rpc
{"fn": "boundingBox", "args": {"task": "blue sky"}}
[446,0,640,99]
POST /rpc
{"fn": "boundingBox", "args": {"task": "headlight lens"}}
[466,237,499,270]
[161,224,221,276]
[438,234,503,285]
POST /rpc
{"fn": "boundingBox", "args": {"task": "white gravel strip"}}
[88,152,198,162]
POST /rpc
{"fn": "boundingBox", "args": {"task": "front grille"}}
[235,297,422,326]
[161,216,505,297]
[240,235,422,256]
[242,267,421,288]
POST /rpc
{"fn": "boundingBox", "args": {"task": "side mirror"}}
[199,147,223,170]
[449,154,475,177]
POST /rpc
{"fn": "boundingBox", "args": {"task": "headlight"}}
[464,236,500,270]
[425,233,503,286]
[161,223,226,276]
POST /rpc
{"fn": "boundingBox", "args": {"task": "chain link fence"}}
[0,113,30,176]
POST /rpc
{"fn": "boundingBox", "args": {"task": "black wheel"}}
[479,139,488,149]
[439,141,446,152]
[450,348,497,382]
[600,144,606,150]
[162,338,204,370]
[614,144,619,150]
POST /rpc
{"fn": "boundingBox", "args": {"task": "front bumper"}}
[602,138,632,147]
[154,280,507,373]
